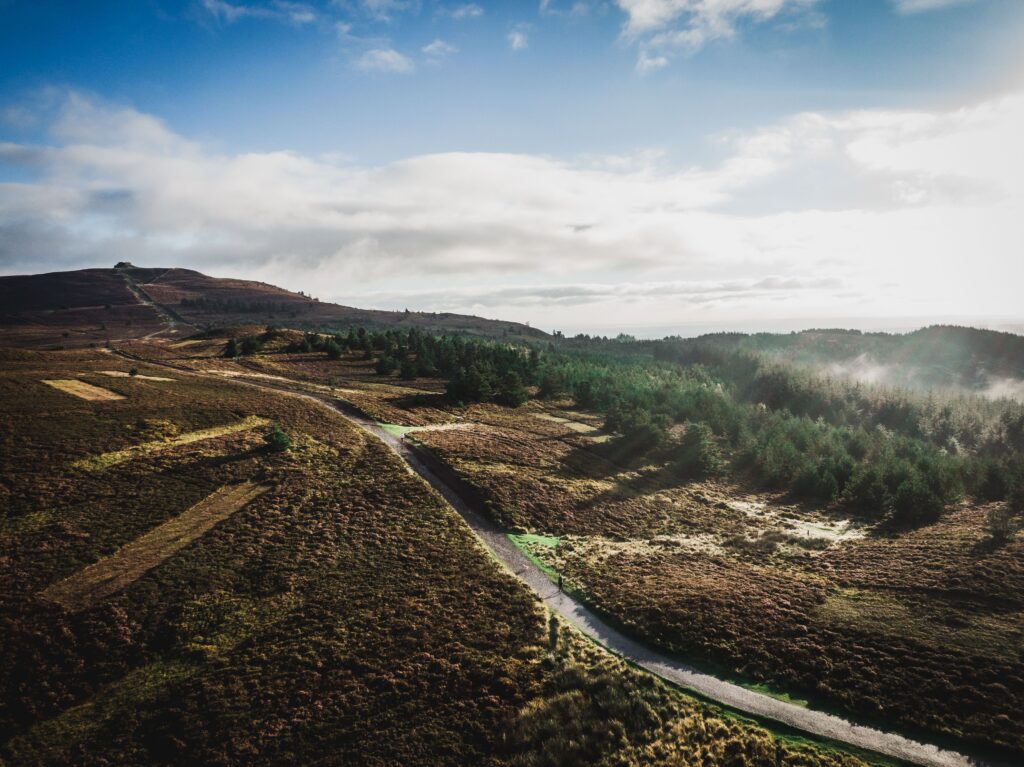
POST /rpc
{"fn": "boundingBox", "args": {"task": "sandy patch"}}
[406,422,474,434]
[531,412,598,433]
[42,379,125,402]
[97,370,176,382]
[727,498,865,544]
[40,482,271,612]
[532,413,570,424]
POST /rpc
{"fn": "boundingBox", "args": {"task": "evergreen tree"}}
[400,357,417,380]
[495,370,528,407]
[675,422,725,479]
[240,337,261,355]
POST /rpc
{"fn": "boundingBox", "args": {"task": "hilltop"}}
[0,265,548,349]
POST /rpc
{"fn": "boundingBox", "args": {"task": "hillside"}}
[0,265,548,349]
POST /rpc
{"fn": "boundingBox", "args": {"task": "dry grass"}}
[39,481,271,612]
[42,379,126,402]
[406,422,474,434]
[96,370,176,382]
[72,415,271,471]
[530,412,599,433]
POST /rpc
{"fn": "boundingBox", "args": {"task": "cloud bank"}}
[1,85,1022,332]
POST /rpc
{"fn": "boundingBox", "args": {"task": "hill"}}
[0,265,548,349]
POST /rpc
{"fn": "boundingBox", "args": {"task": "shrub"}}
[675,422,725,479]
[891,474,945,527]
[495,371,529,408]
[842,465,890,514]
[986,506,1018,546]
[415,355,438,377]
[1009,475,1024,514]
[607,407,667,453]
[399,358,417,380]
[224,338,239,358]
[375,356,396,376]
[446,364,496,404]
[263,424,291,452]
[538,369,565,400]
[240,337,262,355]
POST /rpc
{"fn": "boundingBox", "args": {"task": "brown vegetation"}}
[40,482,271,612]
[305,365,1023,761]
[1,347,872,766]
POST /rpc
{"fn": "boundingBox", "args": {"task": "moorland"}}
[2,266,1021,766]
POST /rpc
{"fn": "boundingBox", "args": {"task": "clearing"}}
[39,481,271,612]
[73,415,271,471]
[531,411,599,433]
[42,379,126,402]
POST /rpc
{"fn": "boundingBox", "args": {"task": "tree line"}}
[225,325,1024,527]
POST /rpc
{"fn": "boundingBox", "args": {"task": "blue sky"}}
[2,0,1023,334]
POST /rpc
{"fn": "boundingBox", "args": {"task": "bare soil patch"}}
[39,482,271,612]
[42,379,126,402]
[96,370,176,382]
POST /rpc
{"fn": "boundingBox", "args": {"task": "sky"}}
[1,0,1023,336]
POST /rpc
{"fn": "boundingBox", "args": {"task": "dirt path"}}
[40,482,270,612]
[118,271,198,339]
[106,353,995,767]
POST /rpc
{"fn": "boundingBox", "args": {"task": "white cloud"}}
[353,275,844,307]
[618,0,817,36]
[507,26,529,50]
[636,51,669,73]
[892,0,975,13]
[540,0,593,18]
[355,48,416,73]
[617,0,820,67]
[202,0,317,25]
[422,39,458,61]
[1,87,1021,332]
[449,3,484,20]
[356,0,417,21]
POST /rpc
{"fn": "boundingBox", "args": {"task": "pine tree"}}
[400,357,417,380]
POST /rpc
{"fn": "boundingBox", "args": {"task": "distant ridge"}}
[0,266,548,348]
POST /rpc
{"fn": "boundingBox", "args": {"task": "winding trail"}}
[109,350,994,767]
[118,270,198,339]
